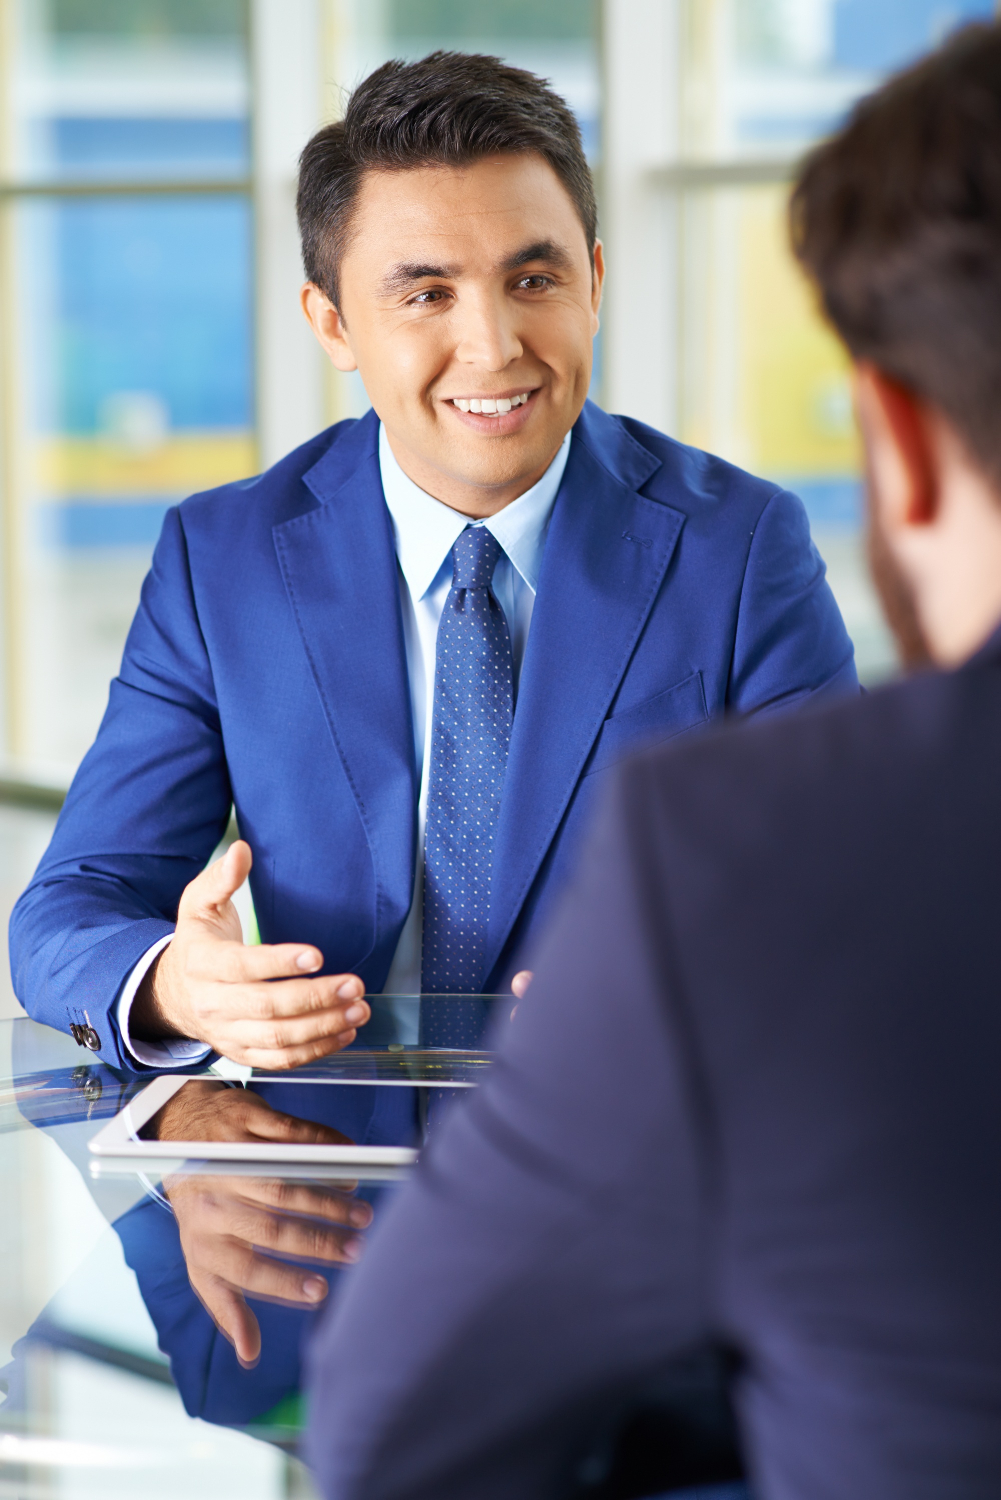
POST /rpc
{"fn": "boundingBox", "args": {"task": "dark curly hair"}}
[791,21,1001,488]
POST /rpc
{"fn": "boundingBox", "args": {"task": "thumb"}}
[197,1276,261,1368]
[179,840,252,924]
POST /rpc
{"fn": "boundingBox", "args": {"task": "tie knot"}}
[450,526,503,591]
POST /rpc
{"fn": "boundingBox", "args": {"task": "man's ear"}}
[590,240,605,332]
[854,362,938,527]
[300,283,358,372]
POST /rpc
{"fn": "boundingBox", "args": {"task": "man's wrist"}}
[130,950,186,1042]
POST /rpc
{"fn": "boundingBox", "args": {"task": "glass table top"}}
[0,1002,508,1498]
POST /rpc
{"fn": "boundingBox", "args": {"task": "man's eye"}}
[516,275,551,291]
[411,288,446,305]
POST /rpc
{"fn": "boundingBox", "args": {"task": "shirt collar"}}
[378,422,571,601]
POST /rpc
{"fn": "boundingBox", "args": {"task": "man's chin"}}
[441,431,566,494]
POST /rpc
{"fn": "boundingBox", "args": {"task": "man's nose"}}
[453,289,523,371]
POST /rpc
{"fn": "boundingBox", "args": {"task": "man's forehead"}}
[347,157,585,262]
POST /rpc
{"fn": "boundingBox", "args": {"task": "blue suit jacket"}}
[305,627,1001,1500]
[10,401,856,1066]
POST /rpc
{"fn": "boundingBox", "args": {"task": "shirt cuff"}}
[116,935,212,1069]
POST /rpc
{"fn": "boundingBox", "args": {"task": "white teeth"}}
[452,391,531,414]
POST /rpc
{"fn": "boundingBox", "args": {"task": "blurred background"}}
[0,8,998,1494]
[0,0,997,1017]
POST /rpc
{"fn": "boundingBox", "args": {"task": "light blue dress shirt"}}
[117,423,571,1061]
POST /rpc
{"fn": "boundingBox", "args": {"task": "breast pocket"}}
[584,671,709,778]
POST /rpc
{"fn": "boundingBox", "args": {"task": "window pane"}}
[0,0,254,772]
[695,0,997,158]
[668,0,997,683]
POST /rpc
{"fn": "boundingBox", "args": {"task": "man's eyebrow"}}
[499,239,574,272]
[376,240,573,295]
[377,262,460,295]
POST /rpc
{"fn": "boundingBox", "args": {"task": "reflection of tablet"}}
[88,1074,420,1166]
[88,994,505,1166]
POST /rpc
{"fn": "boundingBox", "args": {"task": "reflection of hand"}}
[131,841,370,1069]
[165,1173,372,1368]
[149,1078,357,1148]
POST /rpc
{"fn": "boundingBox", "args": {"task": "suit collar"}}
[573,399,662,491]
[301,407,381,508]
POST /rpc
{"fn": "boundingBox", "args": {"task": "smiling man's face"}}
[302,152,603,516]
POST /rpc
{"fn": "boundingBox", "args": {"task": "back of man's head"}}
[792,21,1001,493]
[297,51,597,312]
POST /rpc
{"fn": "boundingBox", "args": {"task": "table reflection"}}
[146,1082,369,1367]
[1,1002,507,1458]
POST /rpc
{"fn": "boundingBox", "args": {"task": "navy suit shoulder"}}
[305,633,1001,1499]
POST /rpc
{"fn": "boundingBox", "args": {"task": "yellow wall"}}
[739,186,860,479]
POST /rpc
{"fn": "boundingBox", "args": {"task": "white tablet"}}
[88,1073,420,1166]
[88,993,505,1167]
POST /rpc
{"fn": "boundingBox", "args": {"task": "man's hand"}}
[157,1085,371,1365]
[131,841,370,1069]
[147,1078,359,1149]
[166,1171,371,1368]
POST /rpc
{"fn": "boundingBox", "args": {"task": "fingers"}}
[233,1203,363,1265]
[217,969,367,1022]
[179,840,253,923]
[199,941,331,984]
[229,1003,368,1055]
[240,1106,356,1150]
[237,1179,372,1228]
[192,1275,262,1368]
[190,1191,360,1268]
[511,969,534,1000]
[234,1028,362,1072]
[222,1249,331,1309]
[185,942,367,1012]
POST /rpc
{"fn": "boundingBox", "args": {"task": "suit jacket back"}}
[305,628,1001,1500]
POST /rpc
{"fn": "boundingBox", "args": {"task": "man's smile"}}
[443,387,540,435]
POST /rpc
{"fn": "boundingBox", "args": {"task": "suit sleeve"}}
[729,487,859,713]
[8,506,233,1069]
[305,770,711,1500]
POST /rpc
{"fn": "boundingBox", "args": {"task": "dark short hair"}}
[297,50,597,310]
[791,21,1001,488]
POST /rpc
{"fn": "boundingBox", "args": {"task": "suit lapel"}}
[273,413,417,949]
[485,405,685,978]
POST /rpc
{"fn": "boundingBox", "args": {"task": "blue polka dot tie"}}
[421,525,513,1015]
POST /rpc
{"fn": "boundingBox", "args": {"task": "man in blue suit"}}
[10,51,855,1073]
[304,24,1001,1500]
